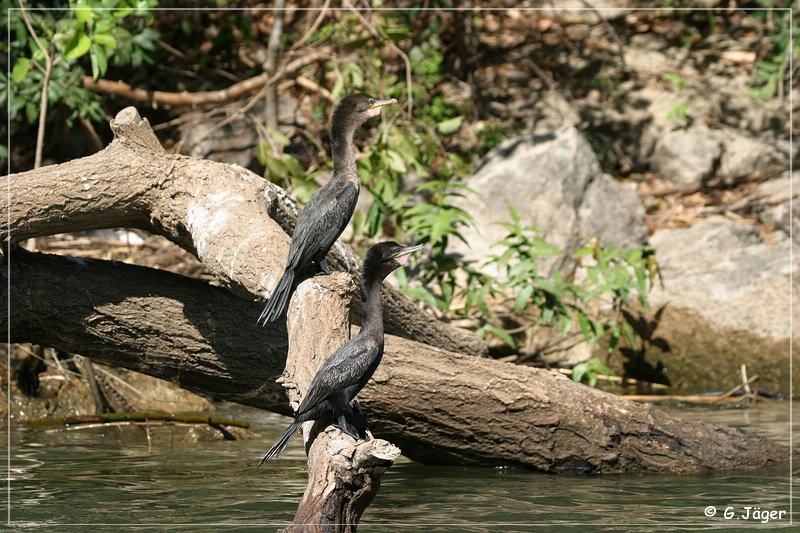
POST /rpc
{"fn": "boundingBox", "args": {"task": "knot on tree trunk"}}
[110,107,165,154]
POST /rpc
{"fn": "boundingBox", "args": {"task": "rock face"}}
[650,216,792,339]
[751,171,799,241]
[651,126,722,187]
[718,132,789,181]
[640,215,797,394]
[449,126,647,269]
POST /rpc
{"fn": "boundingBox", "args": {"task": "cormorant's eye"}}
[367,98,375,106]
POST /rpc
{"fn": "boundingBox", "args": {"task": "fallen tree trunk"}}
[4,106,485,357]
[279,273,399,532]
[5,248,790,474]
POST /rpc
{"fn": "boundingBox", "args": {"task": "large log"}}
[4,107,485,357]
[4,248,790,474]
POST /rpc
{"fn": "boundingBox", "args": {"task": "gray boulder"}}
[718,132,789,181]
[643,215,797,394]
[651,125,722,187]
[751,171,798,241]
[449,126,647,269]
[650,215,792,339]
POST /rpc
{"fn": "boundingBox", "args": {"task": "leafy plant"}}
[661,72,685,91]
[406,203,656,364]
[661,72,690,128]
[747,5,796,101]
[7,0,159,126]
[571,356,615,387]
[257,128,323,204]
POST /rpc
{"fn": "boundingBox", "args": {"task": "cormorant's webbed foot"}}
[346,409,369,433]
[317,258,333,274]
[337,414,365,440]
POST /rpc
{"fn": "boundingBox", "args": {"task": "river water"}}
[5,401,796,532]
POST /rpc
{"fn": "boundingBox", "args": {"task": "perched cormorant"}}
[258,240,423,465]
[258,94,398,325]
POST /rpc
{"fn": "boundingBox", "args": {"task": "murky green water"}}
[4,402,796,531]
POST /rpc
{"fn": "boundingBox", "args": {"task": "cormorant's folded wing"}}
[297,336,379,413]
[288,181,358,267]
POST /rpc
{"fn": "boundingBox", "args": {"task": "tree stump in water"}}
[278,273,400,532]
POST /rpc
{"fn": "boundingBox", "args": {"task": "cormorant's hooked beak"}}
[393,243,424,266]
[368,98,398,117]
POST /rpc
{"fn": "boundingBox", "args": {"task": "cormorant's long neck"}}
[330,122,358,183]
[359,274,384,338]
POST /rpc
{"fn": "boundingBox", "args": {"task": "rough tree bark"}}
[4,248,791,474]
[5,107,485,357]
[279,273,400,532]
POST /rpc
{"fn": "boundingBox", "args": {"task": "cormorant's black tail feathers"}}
[258,269,295,325]
[258,422,301,466]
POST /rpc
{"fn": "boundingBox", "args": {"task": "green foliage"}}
[476,120,511,155]
[747,5,796,101]
[661,72,685,91]
[257,128,321,204]
[255,10,658,375]
[665,101,689,124]
[456,206,653,354]
[7,0,159,126]
[661,72,690,128]
[571,357,615,387]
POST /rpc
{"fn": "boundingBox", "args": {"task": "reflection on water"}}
[4,402,796,531]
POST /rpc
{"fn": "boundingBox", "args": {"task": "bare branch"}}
[18,0,52,169]
[81,50,330,108]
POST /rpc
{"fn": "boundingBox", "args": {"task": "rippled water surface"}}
[4,402,796,531]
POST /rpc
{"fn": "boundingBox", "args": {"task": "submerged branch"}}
[22,411,251,429]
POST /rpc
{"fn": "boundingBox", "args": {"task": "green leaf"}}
[364,201,385,237]
[385,149,407,173]
[349,63,364,87]
[92,32,117,50]
[571,363,587,383]
[265,155,288,178]
[267,128,291,147]
[74,4,93,25]
[528,240,562,257]
[90,43,108,79]
[507,203,521,225]
[577,313,594,340]
[282,154,305,178]
[662,72,684,90]
[331,76,344,100]
[25,101,38,123]
[12,58,30,84]
[132,28,159,51]
[436,116,463,135]
[479,323,515,348]
[65,31,92,61]
[514,284,534,310]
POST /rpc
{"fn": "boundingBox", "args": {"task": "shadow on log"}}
[3,248,791,474]
[277,273,399,532]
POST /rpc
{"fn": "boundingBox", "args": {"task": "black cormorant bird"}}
[258,94,398,325]
[258,240,423,465]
